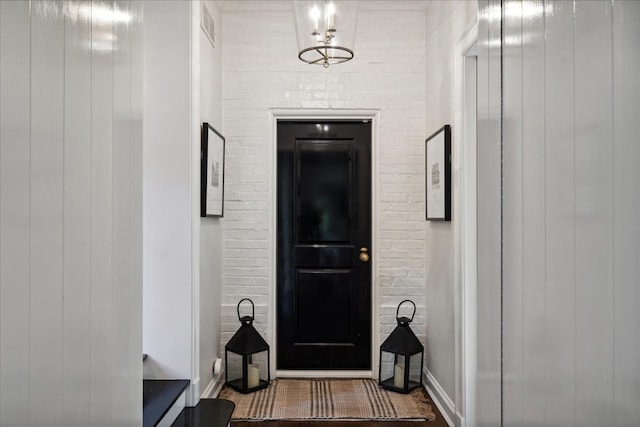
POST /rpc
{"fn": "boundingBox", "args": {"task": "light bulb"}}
[326,2,335,30]
[310,5,320,33]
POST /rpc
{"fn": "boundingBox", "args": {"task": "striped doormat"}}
[218,378,436,422]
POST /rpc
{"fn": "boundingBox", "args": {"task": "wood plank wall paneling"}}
[63,1,93,424]
[112,0,133,422]
[613,1,640,425]
[573,2,614,425]
[475,0,489,424]
[90,0,115,422]
[0,2,32,425]
[129,1,144,424]
[520,1,546,424]
[482,0,640,425]
[476,1,502,426]
[502,0,524,424]
[544,2,577,425]
[30,2,65,424]
[0,1,143,425]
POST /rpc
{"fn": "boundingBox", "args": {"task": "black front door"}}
[277,120,371,370]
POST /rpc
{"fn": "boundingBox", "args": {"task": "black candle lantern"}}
[378,300,424,393]
[225,298,270,393]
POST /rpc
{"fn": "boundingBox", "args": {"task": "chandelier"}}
[294,1,358,68]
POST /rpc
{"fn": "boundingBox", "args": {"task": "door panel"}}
[296,269,352,342]
[297,141,352,243]
[277,120,371,370]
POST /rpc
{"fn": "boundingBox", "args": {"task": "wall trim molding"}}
[189,0,202,410]
[186,377,200,407]
[267,109,381,377]
[453,16,479,427]
[424,369,458,427]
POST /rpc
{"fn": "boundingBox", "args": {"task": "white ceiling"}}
[218,0,432,13]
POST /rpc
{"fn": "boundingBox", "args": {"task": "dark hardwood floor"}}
[231,388,449,427]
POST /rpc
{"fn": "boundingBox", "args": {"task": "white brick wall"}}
[221,8,427,355]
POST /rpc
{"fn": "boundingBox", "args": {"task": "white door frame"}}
[268,109,380,378]
[453,19,478,427]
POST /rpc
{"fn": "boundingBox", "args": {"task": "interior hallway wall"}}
[500,1,640,425]
[143,0,224,403]
[143,0,195,384]
[477,1,640,425]
[422,2,477,423]
[199,0,224,394]
[0,1,143,425]
[220,2,427,361]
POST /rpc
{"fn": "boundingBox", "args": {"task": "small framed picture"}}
[425,125,451,221]
[201,122,225,217]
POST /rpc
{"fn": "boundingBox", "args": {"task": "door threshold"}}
[276,370,373,378]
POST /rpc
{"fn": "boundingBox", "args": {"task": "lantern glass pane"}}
[408,353,422,388]
[227,351,243,386]
[380,350,395,385]
[380,350,410,389]
[248,350,269,388]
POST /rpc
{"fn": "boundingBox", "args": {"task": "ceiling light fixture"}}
[294,0,357,68]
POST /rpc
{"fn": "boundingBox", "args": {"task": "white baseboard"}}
[423,368,461,427]
[201,373,226,399]
[186,377,200,407]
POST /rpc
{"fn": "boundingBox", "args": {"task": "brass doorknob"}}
[359,247,369,262]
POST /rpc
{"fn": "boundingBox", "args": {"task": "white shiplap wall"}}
[0,1,143,425]
[478,0,640,425]
[476,0,503,425]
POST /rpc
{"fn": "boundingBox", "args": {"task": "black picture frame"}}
[425,125,451,221]
[201,122,225,217]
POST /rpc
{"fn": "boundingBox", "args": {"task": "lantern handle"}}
[237,298,255,322]
[396,299,416,323]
